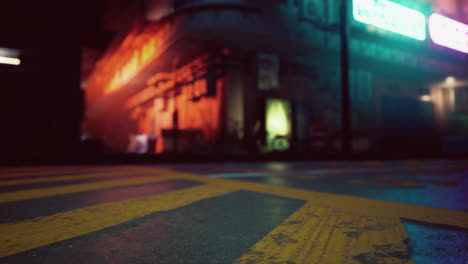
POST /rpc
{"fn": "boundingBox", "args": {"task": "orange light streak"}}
[107,38,158,94]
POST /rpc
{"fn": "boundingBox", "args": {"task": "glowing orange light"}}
[106,38,159,94]
[84,24,228,153]
[0,56,20,66]
[130,77,225,153]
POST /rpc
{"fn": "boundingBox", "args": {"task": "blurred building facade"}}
[83,0,468,154]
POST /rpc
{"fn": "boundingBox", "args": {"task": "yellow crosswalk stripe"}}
[233,203,416,264]
[0,166,79,174]
[0,174,181,203]
[0,166,138,178]
[0,168,155,187]
[0,183,237,258]
[144,169,468,229]
[1,167,466,261]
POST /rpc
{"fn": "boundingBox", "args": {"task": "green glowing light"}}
[266,98,291,151]
[353,0,426,41]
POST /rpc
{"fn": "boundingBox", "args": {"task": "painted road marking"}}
[208,165,460,179]
[144,169,468,229]
[0,166,137,178]
[0,179,202,223]
[233,202,416,264]
[1,190,305,264]
[0,183,237,258]
[1,166,467,261]
[0,174,180,203]
[0,166,86,174]
[0,169,154,187]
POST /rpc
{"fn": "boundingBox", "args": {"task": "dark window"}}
[455,87,468,114]
[174,0,195,9]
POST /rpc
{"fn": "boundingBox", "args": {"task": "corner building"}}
[83,0,468,154]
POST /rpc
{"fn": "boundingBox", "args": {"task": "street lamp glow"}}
[420,95,432,102]
[0,56,21,66]
[0,48,20,65]
[445,76,456,86]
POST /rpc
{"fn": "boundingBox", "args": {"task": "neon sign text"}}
[353,0,426,41]
[429,14,468,54]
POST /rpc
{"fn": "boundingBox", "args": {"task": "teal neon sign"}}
[353,0,426,41]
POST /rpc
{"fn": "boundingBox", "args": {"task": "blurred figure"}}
[127,134,149,154]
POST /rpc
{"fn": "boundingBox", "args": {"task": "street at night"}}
[1,0,468,263]
[0,160,467,263]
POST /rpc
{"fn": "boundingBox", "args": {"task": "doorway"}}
[265,98,292,151]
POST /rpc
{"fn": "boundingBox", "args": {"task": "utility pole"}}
[340,0,352,154]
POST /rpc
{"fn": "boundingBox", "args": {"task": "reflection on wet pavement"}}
[237,169,468,211]
[403,219,468,264]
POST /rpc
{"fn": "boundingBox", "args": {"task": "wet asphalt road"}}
[0,159,467,264]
